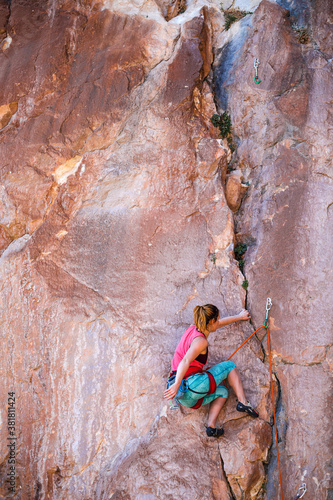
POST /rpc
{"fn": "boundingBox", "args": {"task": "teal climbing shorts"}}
[176,360,236,408]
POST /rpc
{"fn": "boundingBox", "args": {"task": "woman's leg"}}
[176,373,209,407]
[227,367,246,404]
[177,364,251,411]
[205,364,257,425]
[227,367,258,416]
[207,397,227,428]
[202,385,229,428]
[207,360,235,385]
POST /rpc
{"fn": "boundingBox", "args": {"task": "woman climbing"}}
[164,304,259,437]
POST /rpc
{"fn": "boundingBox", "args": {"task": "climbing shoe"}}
[206,426,224,437]
[236,401,259,418]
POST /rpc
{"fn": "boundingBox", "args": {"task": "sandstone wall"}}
[0,0,331,499]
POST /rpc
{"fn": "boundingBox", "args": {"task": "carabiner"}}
[264,298,272,328]
[296,483,307,498]
[254,58,261,84]
[266,297,272,312]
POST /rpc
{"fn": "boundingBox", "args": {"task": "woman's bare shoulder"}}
[190,335,208,348]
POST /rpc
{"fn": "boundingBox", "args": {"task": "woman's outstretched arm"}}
[163,336,208,401]
[217,309,251,328]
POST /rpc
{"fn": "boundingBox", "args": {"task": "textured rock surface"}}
[225,170,249,212]
[0,0,331,499]
[214,0,333,498]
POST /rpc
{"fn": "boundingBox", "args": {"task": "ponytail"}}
[193,304,219,333]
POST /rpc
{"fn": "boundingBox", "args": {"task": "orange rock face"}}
[0,0,331,499]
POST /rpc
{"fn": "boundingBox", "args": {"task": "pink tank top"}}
[172,325,208,377]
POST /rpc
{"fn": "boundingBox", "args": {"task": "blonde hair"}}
[193,304,219,333]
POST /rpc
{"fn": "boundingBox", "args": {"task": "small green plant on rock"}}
[229,142,236,152]
[210,252,217,264]
[211,112,232,139]
[235,242,247,274]
[292,24,310,44]
[223,9,253,31]
[227,135,236,153]
[242,279,249,290]
[211,112,235,156]
[234,242,247,260]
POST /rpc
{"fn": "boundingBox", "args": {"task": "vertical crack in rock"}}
[264,372,287,498]
[219,451,237,500]
[4,0,11,32]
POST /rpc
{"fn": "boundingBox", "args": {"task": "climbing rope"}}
[169,299,289,498]
[227,298,285,500]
